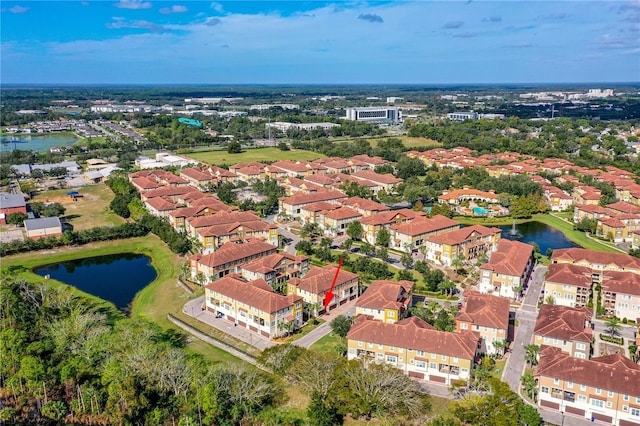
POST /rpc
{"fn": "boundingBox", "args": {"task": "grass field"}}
[189,147,326,166]
[1,236,241,364]
[31,184,122,230]
[309,332,343,353]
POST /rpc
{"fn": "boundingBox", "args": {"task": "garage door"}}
[227,315,235,323]
[429,375,446,383]
[619,419,640,426]
[565,406,584,417]
[408,372,424,379]
[592,413,612,423]
[261,330,270,337]
[238,321,246,327]
[249,326,258,333]
[540,400,559,410]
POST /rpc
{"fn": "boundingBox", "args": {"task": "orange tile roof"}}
[534,305,593,343]
[293,264,358,295]
[360,209,425,226]
[544,263,592,288]
[480,239,533,277]
[356,280,414,311]
[206,275,302,314]
[347,316,479,360]
[456,290,510,330]
[390,215,460,237]
[426,225,500,246]
[536,346,640,396]
[321,206,362,220]
[551,248,640,271]
[191,239,278,268]
[602,271,640,296]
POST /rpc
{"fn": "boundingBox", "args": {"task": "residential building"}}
[533,305,593,359]
[24,217,63,239]
[601,271,640,320]
[389,215,461,253]
[317,206,362,236]
[455,291,510,356]
[189,239,278,282]
[287,264,359,314]
[341,197,390,217]
[543,263,592,308]
[478,239,535,299]
[551,248,640,277]
[360,209,426,244]
[346,316,479,384]
[205,274,303,339]
[195,219,278,253]
[425,225,501,267]
[0,192,27,225]
[350,170,403,192]
[278,190,347,217]
[536,346,640,425]
[355,280,414,323]
[240,252,309,288]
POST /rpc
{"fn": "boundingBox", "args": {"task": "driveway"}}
[277,225,300,255]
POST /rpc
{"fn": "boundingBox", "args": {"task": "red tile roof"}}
[360,209,425,226]
[456,290,510,330]
[351,170,403,185]
[426,225,500,246]
[191,239,278,268]
[534,305,593,343]
[536,346,640,396]
[356,280,414,311]
[602,271,640,296]
[347,316,479,360]
[321,206,362,220]
[293,264,358,295]
[480,239,533,277]
[279,190,347,206]
[390,215,460,237]
[544,263,592,288]
[206,275,302,314]
[551,248,640,271]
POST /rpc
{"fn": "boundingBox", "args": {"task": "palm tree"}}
[419,245,427,261]
[524,344,540,367]
[306,302,321,319]
[493,339,509,358]
[451,256,464,276]
[544,295,555,305]
[521,370,538,401]
[605,317,622,339]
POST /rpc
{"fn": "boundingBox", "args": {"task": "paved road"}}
[277,226,300,255]
[503,264,546,393]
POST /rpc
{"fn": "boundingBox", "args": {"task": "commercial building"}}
[345,107,401,124]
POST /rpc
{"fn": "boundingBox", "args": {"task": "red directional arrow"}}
[323,257,344,313]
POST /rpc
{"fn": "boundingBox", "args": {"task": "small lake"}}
[499,221,580,254]
[0,134,79,152]
[33,253,157,311]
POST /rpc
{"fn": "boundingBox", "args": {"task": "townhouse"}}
[425,225,501,267]
[317,206,363,237]
[287,264,359,314]
[205,274,303,339]
[478,239,534,299]
[544,186,574,212]
[551,248,640,277]
[298,201,341,225]
[346,316,480,385]
[389,215,461,253]
[455,290,511,356]
[168,199,237,231]
[189,239,278,282]
[355,280,414,323]
[341,196,390,217]
[195,219,278,252]
[598,215,640,243]
[350,154,389,169]
[543,263,592,308]
[360,209,426,244]
[240,252,309,287]
[601,271,640,320]
[536,346,640,425]
[185,210,264,237]
[350,170,403,193]
[533,305,593,359]
[278,190,347,217]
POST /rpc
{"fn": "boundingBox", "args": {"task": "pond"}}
[499,221,580,254]
[0,134,79,152]
[33,253,157,311]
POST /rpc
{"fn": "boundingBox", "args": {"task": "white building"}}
[345,107,401,124]
[447,111,479,121]
[265,122,339,132]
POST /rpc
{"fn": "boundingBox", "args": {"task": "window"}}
[387,311,396,317]
[608,390,614,397]
[416,361,426,369]
[461,368,468,375]
[632,408,640,417]
[567,381,573,388]
[430,362,437,369]
[453,357,459,363]
[431,353,436,359]
[378,344,383,349]
[460,323,468,330]
[417,350,425,356]
[623,405,628,412]
[596,388,601,395]
[606,401,612,408]
[580,384,586,391]
[386,355,397,363]
[590,398,604,408]
[358,341,363,347]
[389,346,394,352]
[349,348,355,355]
[441,354,447,361]
[623,394,629,401]
[541,386,549,394]
[377,353,383,359]
[578,395,587,403]
[554,378,560,385]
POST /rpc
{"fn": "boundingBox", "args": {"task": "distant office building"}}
[345,107,401,124]
[266,122,339,132]
[447,111,479,121]
[386,97,404,104]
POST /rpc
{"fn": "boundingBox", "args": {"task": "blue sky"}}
[1,1,639,84]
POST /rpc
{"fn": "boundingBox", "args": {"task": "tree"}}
[216,182,236,204]
[6,212,27,225]
[605,317,622,339]
[307,391,342,426]
[278,141,290,151]
[437,279,456,297]
[430,203,453,218]
[400,252,414,269]
[395,156,426,180]
[520,370,537,401]
[295,240,314,255]
[519,403,542,426]
[346,221,364,241]
[376,247,388,261]
[227,141,242,153]
[330,315,353,337]
[434,309,453,331]
[397,269,414,282]
[40,202,66,217]
[524,344,540,367]
[375,228,390,247]
[450,256,465,275]
[300,222,322,239]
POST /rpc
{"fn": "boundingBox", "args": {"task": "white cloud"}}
[114,0,152,10]
[9,5,29,13]
[160,5,187,14]
[210,2,223,13]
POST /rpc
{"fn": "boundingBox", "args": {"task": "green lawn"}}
[309,332,343,354]
[189,147,326,166]
[31,184,122,230]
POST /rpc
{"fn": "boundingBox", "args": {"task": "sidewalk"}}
[182,296,357,351]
